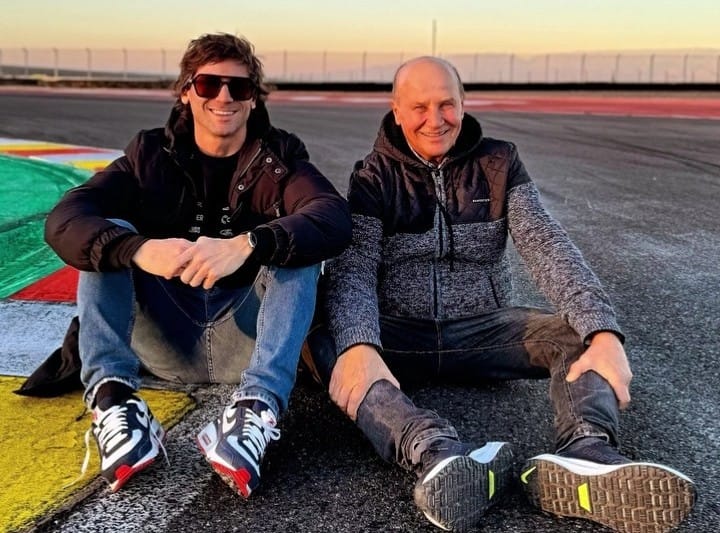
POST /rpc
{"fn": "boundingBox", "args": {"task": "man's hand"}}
[132,238,194,278]
[566,331,633,410]
[329,344,400,420]
[178,234,254,289]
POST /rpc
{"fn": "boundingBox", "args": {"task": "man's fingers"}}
[329,370,340,401]
[565,359,586,383]
[329,371,347,410]
[567,356,632,410]
[332,386,350,416]
[613,382,631,410]
[347,386,367,421]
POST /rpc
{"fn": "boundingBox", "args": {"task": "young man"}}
[307,56,695,531]
[45,33,351,497]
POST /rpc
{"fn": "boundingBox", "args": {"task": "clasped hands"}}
[131,234,254,290]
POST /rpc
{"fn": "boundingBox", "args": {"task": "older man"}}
[307,56,695,531]
[45,33,351,496]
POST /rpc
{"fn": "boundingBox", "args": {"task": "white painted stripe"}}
[32,152,123,163]
[0,300,76,376]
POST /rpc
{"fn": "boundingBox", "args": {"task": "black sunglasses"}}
[189,74,256,101]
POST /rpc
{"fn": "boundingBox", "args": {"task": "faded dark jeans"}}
[306,307,620,473]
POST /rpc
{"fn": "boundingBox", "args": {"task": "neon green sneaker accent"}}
[578,482,592,512]
[489,470,495,499]
[520,466,536,484]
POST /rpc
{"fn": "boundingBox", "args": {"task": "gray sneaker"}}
[414,441,514,531]
[521,439,696,532]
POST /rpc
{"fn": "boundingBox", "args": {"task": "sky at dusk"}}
[1,0,719,55]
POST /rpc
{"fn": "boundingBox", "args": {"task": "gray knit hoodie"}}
[325,111,621,355]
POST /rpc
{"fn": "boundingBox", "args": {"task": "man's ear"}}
[180,91,189,105]
[391,101,401,125]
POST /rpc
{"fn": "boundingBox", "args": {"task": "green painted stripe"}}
[0,155,89,298]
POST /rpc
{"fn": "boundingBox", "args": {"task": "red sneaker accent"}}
[210,462,252,498]
[110,458,155,492]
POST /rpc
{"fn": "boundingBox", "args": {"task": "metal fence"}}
[1,47,719,84]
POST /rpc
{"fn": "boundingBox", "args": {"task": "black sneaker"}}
[521,439,697,532]
[196,400,280,498]
[414,441,514,531]
[89,395,165,492]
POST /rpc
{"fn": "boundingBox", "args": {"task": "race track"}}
[0,89,718,533]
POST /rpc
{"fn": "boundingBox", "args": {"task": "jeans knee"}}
[264,263,322,287]
[524,314,585,369]
[558,324,585,363]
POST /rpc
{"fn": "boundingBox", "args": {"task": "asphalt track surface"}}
[1,90,719,532]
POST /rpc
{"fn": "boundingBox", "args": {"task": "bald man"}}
[307,57,695,531]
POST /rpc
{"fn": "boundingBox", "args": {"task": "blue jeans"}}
[77,244,320,417]
[307,307,619,473]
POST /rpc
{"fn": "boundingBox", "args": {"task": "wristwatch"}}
[246,231,257,250]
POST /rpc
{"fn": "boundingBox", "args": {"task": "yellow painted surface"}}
[0,376,195,533]
[66,160,113,171]
[0,143,66,151]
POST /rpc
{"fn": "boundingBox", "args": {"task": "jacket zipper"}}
[230,146,263,223]
[430,168,445,317]
[236,146,263,183]
[166,147,199,222]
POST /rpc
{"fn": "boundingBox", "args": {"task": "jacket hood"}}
[374,110,484,166]
[164,98,272,154]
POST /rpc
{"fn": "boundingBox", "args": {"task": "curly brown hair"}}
[173,33,270,102]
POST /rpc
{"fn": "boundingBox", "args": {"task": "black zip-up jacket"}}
[45,101,351,287]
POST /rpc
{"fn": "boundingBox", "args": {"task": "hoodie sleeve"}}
[507,150,623,342]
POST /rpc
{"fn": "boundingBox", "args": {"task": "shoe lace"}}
[240,409,281,463]
[64,403,169,489]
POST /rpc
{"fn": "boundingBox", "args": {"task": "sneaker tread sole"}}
[414,444,514,532]
[522,457,696,533]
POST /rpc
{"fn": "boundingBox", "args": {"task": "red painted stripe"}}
[470,96,720,118]
[268,92,720,118]
[11,266,78,302]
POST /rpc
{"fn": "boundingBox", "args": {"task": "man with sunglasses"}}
[306,56,696,531]
[44,33,351,497]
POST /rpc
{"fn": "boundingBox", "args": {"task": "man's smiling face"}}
[391,58,464,165]
[181,59,255,156]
